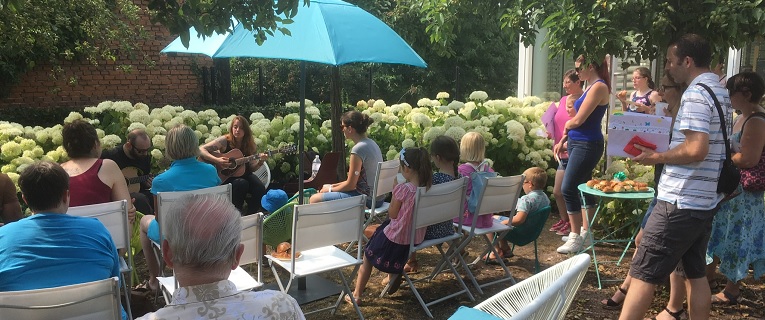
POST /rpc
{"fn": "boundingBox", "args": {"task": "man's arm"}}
[632,130,709,166]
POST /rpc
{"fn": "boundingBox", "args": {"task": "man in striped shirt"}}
[620,34,731,320]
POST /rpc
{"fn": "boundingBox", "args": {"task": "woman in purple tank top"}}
[61,120,135,224]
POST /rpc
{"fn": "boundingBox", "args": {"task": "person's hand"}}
[617,90,628,100]
[145,176,153,188]
[128,198,137,225]
[632,145,660,165]
[553,141,564,158]
[217,156,230,167]
[319,185,331,193]
[633,102,651,113]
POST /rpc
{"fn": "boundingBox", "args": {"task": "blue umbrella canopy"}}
[161,0,426,67]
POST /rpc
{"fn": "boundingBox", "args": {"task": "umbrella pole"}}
[298,61,306,205]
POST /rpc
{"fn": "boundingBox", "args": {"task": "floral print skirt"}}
[706,187,765,282]
[365,219,410,274]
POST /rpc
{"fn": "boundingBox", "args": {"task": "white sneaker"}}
[561,235,569,242]
[557,232,583,254]
[562,227,587,242]
[581,230,592,248]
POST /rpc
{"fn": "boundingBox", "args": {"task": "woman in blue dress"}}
[706,72,765,305]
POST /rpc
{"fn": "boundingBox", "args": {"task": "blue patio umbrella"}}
[161,0,426,203]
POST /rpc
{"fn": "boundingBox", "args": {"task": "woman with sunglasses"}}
[554,55,610,254]
[617,67,661,114]
[310,111,383,207]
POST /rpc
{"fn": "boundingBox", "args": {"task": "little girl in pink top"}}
[348,147,432,304]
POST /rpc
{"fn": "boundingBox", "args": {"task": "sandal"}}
[601,286,627,310]
[403,259,419,274]
[710,290,739,305]
[343,293,362,306]
[386,273,404,295]
[650,307,686,320]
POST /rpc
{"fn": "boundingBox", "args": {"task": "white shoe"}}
[562,227,587,242]
[561,235,569,242]
[581,230,592,248]
[557,232,583,254]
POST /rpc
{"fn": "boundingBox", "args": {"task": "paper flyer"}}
[607,113,672,158]
[541,102,557,139]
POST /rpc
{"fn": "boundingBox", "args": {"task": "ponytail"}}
[401,147,433,190]
[594,56,611,90]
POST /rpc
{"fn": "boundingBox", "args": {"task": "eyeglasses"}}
[659,85,680,92]
[399,148,410,167]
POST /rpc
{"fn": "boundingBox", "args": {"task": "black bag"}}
[697,83,740,199]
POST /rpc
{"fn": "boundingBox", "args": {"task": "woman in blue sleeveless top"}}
[554,55,610,254]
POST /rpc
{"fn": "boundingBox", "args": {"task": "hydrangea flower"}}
[356,100,368,109]
[410,113,432,127]
[129,110,151,124]
[249,112,265,122]
[372,99,386,109]
[112,101,135,113]
[285,101,300,108]
[448,100,465,111]
[152,135,166,150]
[469,91,489,102]
[444,126,466,141]
[101,135,122,149]
[417,98,432,107]
[1,141,22,160]
[151,149,163,161]
[436,92,450,99]
[64,112,84,123]
[505,120,526,142]
[402,138,415,148]
[280,162,291,173]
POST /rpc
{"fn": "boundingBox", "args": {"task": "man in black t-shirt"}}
[101,129,154,215]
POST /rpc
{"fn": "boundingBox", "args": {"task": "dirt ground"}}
[130,215,765,320]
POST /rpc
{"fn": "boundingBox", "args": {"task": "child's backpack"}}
[467,160,498,214]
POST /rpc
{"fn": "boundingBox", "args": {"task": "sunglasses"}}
[399,148,410,167]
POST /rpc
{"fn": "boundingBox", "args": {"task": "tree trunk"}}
[330,66,347,180]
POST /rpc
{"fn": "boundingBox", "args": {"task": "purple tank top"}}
[69,159,112,207]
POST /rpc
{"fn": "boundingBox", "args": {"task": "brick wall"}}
[0,0,213,109]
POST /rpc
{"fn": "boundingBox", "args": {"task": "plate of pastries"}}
[271,242,302,261]
[586,178,650,193]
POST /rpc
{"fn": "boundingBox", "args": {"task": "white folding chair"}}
[157,212,264,304]
[0,276,122,320]
[151,184,232,300]
[380,178,474,318]
[471,254,591,319]
[67,200,132,320]
[452,174,525,294]
[266,195,366,319]
[346,160,399,252]
[253,162,271,189]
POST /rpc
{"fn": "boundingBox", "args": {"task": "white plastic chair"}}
[379,177,474,318]
[0,276,122,320]
[452,174,525,294]
[150,184,232,299]
[157,212,264,304]
[346,160,399,252]
[471,253,591,319]
[253,162,271,189]
[266,195,366,319]
[66,200,132,320]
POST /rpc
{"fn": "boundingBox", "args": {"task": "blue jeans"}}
[561,139,604,213]
[320,191,383,209]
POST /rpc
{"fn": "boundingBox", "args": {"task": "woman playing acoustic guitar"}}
[199,115,268,215]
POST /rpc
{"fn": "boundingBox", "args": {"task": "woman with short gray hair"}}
[137,124,221,291]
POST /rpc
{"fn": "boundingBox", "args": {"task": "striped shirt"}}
[657,72,731,210]
[383,182,426,245]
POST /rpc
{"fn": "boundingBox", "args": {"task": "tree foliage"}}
[147,0,304,48]
[0,0,146,94]
[416,0,765,64]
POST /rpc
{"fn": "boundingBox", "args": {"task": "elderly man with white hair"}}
[136,194,305,320]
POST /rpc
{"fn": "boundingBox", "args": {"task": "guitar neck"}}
[126,175,152,185]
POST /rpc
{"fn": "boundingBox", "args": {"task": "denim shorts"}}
[557,158,569,170]
[630,200,718,284]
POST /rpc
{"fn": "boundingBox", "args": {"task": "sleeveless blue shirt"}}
[569,80,607,141]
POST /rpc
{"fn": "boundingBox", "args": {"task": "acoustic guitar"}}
[122,167,154,193]
[211,144,297,182]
